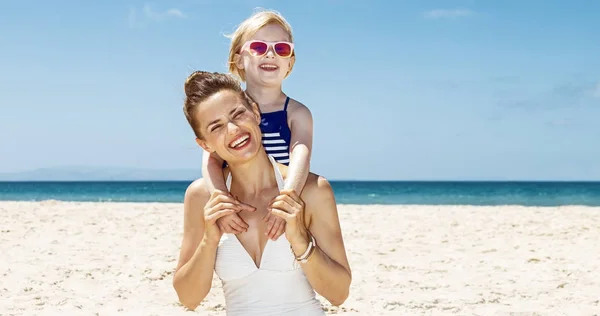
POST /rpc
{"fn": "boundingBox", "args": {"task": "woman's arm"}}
[271,176,351,306]
[172,180,220,310]
[295,176,351,306]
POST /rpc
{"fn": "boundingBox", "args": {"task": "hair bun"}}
[184,71,211,96]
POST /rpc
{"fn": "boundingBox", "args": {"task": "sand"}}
[1,201,600,315]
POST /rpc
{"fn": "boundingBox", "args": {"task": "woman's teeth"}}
[230,135,249,148]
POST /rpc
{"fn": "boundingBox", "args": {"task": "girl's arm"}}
[264,102,313,240]
[286,103,314,194]
[202,149,253,234]
[201,149,228,193]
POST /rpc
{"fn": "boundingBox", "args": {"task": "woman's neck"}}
[228,149,278,197]
[245,82,285,110]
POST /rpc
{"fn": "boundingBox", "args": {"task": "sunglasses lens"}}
[248,41,268,55]
[274,43,292,57]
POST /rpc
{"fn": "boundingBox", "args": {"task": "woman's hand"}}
[268,189,310,249]
[204,190,246,243]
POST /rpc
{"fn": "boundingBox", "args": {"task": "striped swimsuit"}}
[260,97,292,165]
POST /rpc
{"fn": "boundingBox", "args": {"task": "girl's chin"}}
[248,71,285,83]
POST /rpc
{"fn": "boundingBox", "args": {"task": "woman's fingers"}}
[270,208,291,221]
[206,192,237,209]
[270,192,302,212]
[270,198,297,214]
[207,202,241,215]
[206,190,229,206]
[207,192,256,215]
[234,196,257,212]
[280,189,303,205]
[206,209,237,224]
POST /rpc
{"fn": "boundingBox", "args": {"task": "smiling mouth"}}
[229,133,250,149]
[259,64,278,71]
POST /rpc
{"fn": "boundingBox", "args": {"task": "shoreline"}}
[3,181,600,207]
[3,199,600,207]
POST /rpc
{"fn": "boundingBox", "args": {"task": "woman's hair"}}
[226,9,295,81]
[183,71,255,139]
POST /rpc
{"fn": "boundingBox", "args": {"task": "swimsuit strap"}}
[283,96,290,112]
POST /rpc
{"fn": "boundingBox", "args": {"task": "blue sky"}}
[1,0,599,180]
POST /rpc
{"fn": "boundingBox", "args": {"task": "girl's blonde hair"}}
[226,9,295,81]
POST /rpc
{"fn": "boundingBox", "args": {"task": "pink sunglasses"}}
[241,40,295,58]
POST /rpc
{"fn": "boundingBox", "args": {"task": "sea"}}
[1,181,600,206]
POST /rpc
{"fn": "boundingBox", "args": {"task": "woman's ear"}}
[251,101,261,124]
[196,137,213,153]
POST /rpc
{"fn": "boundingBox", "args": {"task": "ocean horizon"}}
[1,180,600,206]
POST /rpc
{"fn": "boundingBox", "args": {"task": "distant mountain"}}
[0,166,202,181]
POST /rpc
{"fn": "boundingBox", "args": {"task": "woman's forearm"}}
[291,239,351,306]
[173,236,219,310]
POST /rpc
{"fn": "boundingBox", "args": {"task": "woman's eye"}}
[233,110,244,118]
[210,124,222,132]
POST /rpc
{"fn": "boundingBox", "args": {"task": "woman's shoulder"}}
[184,178,211,204]
[276,163,332,200]
[301,173,338,226]
[185,165,232,201]
[302,173,334,203]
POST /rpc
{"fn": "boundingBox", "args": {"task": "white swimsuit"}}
[214,156,325,316]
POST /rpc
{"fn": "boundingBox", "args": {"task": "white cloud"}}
[128,4,186,28]
[143,4,187,21]
[424,9,476,19]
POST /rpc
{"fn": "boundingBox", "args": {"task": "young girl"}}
[201,9,313,241]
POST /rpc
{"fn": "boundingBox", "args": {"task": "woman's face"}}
[194,90,262,163]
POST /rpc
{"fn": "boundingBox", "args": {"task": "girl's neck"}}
[245,82,286,110]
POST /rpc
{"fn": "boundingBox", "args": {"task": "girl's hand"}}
[215,195,256,234]
[268,189,310,247]
[262,211,286,241]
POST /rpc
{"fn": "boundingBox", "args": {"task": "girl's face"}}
[195,90,262,164]
[236,23,295,86]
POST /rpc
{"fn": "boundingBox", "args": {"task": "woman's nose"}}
[226,121,241,134]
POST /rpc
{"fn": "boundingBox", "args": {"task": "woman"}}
[172,70,352,315]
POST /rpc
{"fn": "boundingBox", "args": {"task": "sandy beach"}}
[2,201,600,315]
